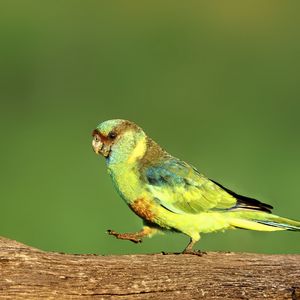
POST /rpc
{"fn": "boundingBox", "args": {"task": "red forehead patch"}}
[92,129,109,142]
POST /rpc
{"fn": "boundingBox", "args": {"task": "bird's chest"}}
[107,163,143,204]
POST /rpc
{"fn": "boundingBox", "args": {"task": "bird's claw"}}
[107,229,117,236]
[107,229,142,244]
[182,249,207,257]
[161,250,206,256]
[161,251,181,255]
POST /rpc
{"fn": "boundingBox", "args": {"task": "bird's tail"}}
[228,211,300,232]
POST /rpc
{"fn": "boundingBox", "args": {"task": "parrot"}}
[92,119,300,254]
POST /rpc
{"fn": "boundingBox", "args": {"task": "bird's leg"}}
[162,236,206,256]
[107,226,158,244]
[182,238,207,256]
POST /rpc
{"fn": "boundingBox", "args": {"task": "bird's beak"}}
[92,138,103,155]
[92,135,111,157]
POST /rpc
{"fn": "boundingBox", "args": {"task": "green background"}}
[1,1,300,255]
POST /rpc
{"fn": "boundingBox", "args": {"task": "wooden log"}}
[0,236,299,299]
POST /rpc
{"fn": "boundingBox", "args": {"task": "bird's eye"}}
[94,136,100,142]
[108,132,117,139]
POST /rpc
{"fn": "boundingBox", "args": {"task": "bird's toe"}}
[182,249,207,257]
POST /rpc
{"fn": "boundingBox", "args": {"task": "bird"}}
[92,119,300,254]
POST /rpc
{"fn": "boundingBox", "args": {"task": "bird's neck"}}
[105,132,146,203]
[107,132,147,166]
[106,134,167,204]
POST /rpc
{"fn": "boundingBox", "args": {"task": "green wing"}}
[143,159,272,214]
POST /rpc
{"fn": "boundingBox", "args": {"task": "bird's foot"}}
[182,249,207,257]
[107,229,142,244]
[161,250,207,256]
[161,251,181,255]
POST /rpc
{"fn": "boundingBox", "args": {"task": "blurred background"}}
[1,1,300,255]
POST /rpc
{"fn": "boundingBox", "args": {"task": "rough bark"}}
[0,236,299,299]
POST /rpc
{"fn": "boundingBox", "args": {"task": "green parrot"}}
[92,119,300,254]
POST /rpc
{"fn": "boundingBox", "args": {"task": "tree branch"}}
[0,236,299,299]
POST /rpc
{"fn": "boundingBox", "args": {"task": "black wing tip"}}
[235,194,273,213]
[210,179,273,213]
[236,202,273,213]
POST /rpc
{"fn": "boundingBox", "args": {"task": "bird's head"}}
[92,119,146,163]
